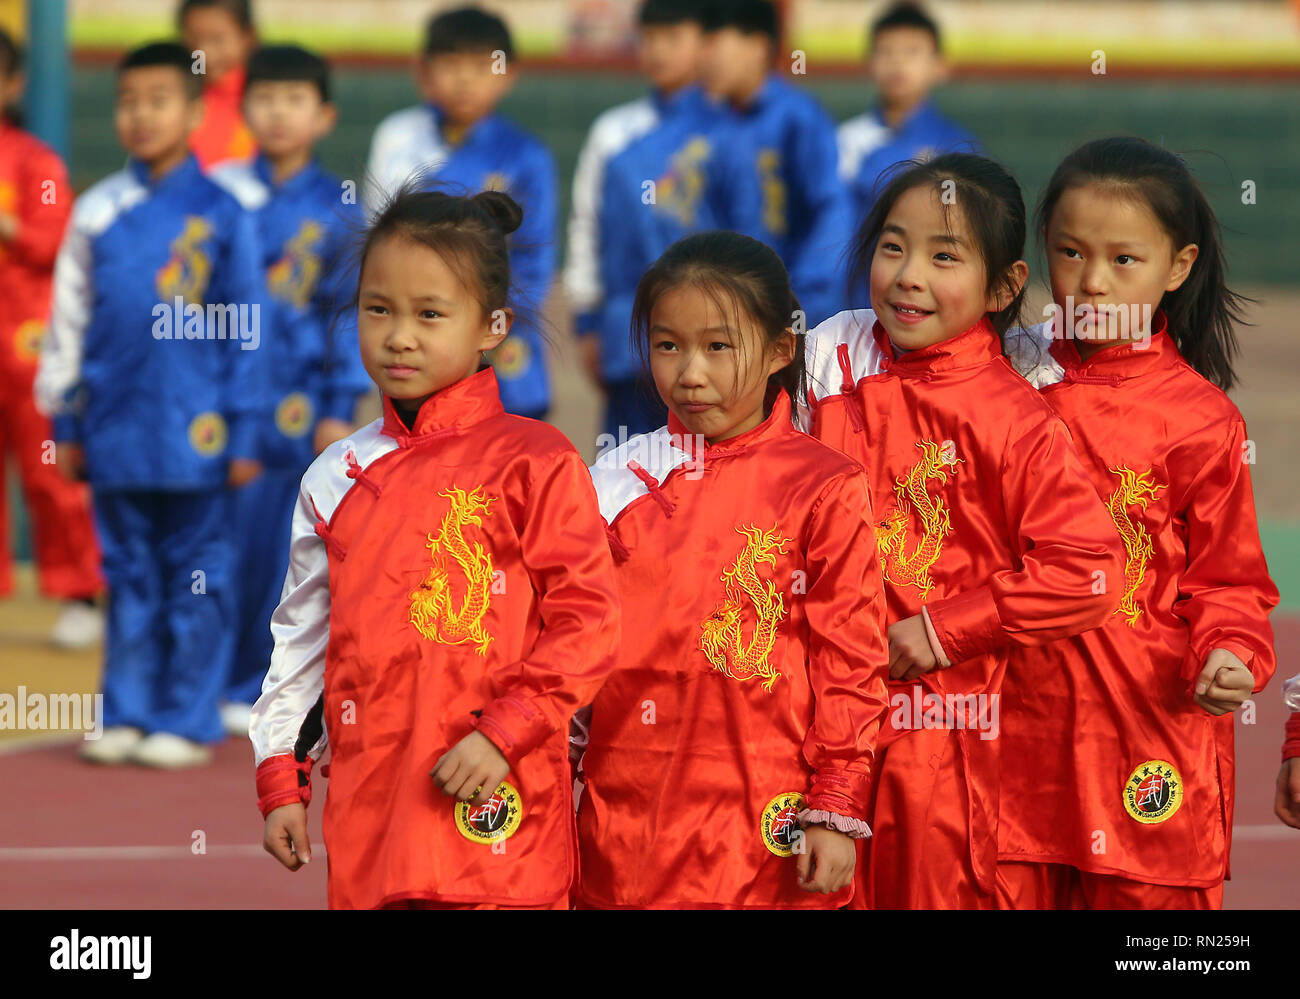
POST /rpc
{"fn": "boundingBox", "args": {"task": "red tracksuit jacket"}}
[998,315,1279,887]
[0,118,69,365]
[578,390,891,908]
[801,310,1123,892]
[252,367,620,908]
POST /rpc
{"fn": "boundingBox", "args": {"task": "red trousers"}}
[858,727,995,910]
[996,862,1223,910]
[0,369,101,599]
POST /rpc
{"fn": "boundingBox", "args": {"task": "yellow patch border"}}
[760,791,805,857]
[1123,759,1183,825]
[454,780,522,845]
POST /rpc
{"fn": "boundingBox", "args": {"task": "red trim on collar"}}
[665,389,793,458]
[381,366,504,441]
[870,316,1001,375]
[1048,310,1177,379]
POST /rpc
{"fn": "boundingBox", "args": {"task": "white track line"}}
[0,828,1293,863]
[0,845,326,861]
[0,732,85,755]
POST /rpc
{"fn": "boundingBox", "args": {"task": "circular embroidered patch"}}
[187,411,228,456]
[491,338,530,380]
[275,392,314,438]
[1123,760,1183,824]
[14,320,44,363]
[760,791,805,857]
[454,781,522,844]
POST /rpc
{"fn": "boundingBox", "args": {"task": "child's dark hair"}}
[639,0,708,27]
[176,0,255,31]
[423,7,514,61]
[0,28,23,125]
[245,44,330,102]
[1037,136,1246,391]
[118,42,203,100]
[870,2,942,51]
[631,230,806,421]
[358,184,523,324]
[703,0,780,45]
[850,152,1027,337]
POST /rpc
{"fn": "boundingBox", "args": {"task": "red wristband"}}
[1283,714,1300,763]
[256,754,314,818]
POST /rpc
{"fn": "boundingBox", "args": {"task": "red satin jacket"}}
[802,311,1123,893]
[998,317,1279,887]
[252,367,620,908]
[0,119,70,379]
[578,390,891,908]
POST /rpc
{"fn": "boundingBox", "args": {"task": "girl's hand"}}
[313,418,352,455]
[1192,649,1253,716]
[263,802,311,870]
[888,614,938,681]
[796,825,856,894]
[1275,759,1300,829]
[56,442,85,482]
[430,731,510,806]
[227,457,263,488]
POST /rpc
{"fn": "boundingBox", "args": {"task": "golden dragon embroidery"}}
[699,525,792,692]
[155,216,213,303]
[1107,466,1163,626]
[409,485,498,655]
[877,440,963,598]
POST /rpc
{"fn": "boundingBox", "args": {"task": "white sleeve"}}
[34,216,93,417]
[796,309,885,431]
[562,121,611,322]
[362,117,407,220]
[1284,673,1300,713]
[249,477,332,765]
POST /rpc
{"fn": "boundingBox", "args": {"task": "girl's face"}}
[1046,183,1198,351]
[181,8,255,83]
[869,183,1015,351]
[647,282,793,444]
[358,234,508,412]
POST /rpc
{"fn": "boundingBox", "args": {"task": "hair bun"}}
[472,189,523,236]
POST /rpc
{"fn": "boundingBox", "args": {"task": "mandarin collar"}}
[252,151,319,193]
[427,102,495,148]
[666,389,794,459]
[208,65,246,104]
[381,365,504,442]
[128,152,202,191]
[731,73,779,116]
[1048,310,1178,382]
[871,316,1001,376]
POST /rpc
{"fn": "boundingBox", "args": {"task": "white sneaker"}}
[51,601,104,650]
[220,702,253,737]
[80,725,144,764]
[128,732,214,769]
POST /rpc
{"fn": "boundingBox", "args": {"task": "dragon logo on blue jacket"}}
[155,216,213,305]
[268,220,325,309]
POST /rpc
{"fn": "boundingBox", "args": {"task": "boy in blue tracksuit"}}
[565,0,756,441]
[210,45,371,731]
[35,42,269,767]
[701,0,854,328]
[363,6,555,420]
[838,3,979,228]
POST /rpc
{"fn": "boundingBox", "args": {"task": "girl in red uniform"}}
[798,153,1123,909]
[997,137,1280,909]
[578,231,891,909]
[251,187,620,909]
[0,30,102,644]
[178,0,257,170]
